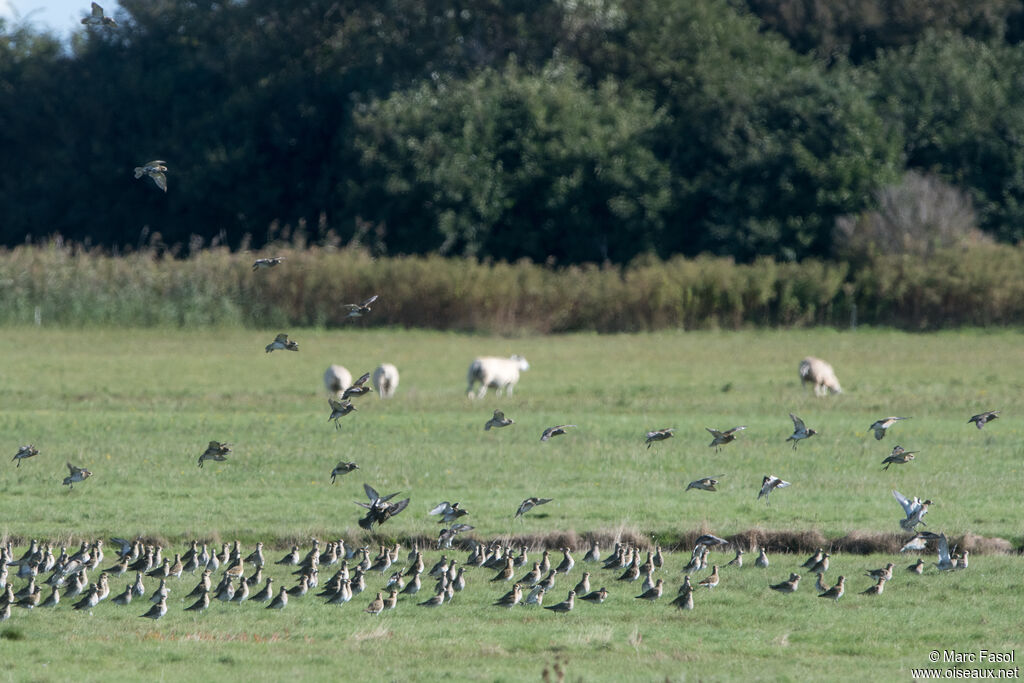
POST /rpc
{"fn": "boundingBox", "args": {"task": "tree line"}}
[2,0,1024,264]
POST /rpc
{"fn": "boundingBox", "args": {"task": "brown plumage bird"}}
[706,426,746,452]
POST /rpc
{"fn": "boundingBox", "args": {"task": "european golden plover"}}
[869,416,910,440]
[184,590,210,612]
[265,333,298,353]
[139,596,167,620]
[583,541,600,563]
[580,586,608,604]
[936,534,956,571]
[686,475,722,492]
[818,575,845,603]
[365,591,385,615]
[809,553,830,575]
[725,548,744,568]
[554,548,575,575]
[755,547,769,569]
[12,444,39,467]
[801,548,823,569]
[62,462,92,489]
[112,583,133,606]
[635,579,664,601]
[706,426,746,452]
[514,497,553,519]
[785,414,817,449]
[328,398,356,428]
[82,2,116,26]
[644,428,675,448]
[544,590,575,613]
[770,573,801,593]
[429,501,469,524]
[251,578,274,602]
[882,445,917,471]
[417,591,445,607]
[866,564,895,582]
[968,410,999,430]
[343,295,379,319]
[266,587,288,610]
[698,566,720,589]
[133,161,167,192]
[757,474,791,504]
[860,577,886,596]
[484,410,514,430]
[355,483,410,529]
[252,256,285,271]
[341,373,373,400]
[540,425,576,441]
[907,558,925,574]
[493,582,523,608]
[198,441,231,468]
[330,461,359,483]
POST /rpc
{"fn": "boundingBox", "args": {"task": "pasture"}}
[1,327,1022,681]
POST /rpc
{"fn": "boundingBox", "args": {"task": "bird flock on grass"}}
[6,107,1006,623]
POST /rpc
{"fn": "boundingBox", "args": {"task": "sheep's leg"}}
[475,382,488,400]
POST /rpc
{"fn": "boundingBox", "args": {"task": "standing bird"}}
[685,475,722,492]
[266,587,289,610]
[252,257,285,271]
[484,410,514,431]
[493,583,523,608]
[706,426,746,452]
[968,410,1000,430]
[355,483,410,530]
[330,461,359,483]
[265,333,298,353]
[12,444,39,467]
[882,446,917,471]
[541,425,576,441]
[514,497,553,519]
[343,295,379,320]
[198,441,231,468]
[770,573,801,594]
[868,416,910,440]
[63,462,92,489]
[365,591,385,615]
[907,558,925,575]
[817,576,846,603]
[544,590,575,613]
[82,2,116,26]
[133,161,167,191]
[757,475,791,504]
[644,428,675,448]
[139,596,167,620]
[785,414,817,449]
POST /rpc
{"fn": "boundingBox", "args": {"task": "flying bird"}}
[198,441,231,468]
[757,475,790,504]
[265,333,298,353]
[685,475,722,493]
[644,428,674,448]
[344,295,379,319]
[892,490,930,531]
[428,501,468,524]
[540,425,576,441]
[81,2,116,26]
[252,257,285,271]
[327,398,356,428]
[437,524,474,549]
[514,497,553,519]
[868,416,910,440]
[882,445,917,471]
[355,483,410,530]
[785,414,816,449]
[341,373,373,400]
[900,531,942,553]
[484,410,514,431]
[12,444,39,467]
[706,426,746,452]
[968,410,1000,430]
[62,462,92,489]
[330,461,359,483]
[133,160,167,192]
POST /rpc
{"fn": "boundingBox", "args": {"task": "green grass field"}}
[1,327,1022,681]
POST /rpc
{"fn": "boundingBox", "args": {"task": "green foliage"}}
[3,243,1024,332]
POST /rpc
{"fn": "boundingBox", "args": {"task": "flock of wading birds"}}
[4,253,1005,620]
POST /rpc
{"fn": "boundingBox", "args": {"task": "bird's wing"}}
[451,524,474,532]
[937,534,951,563]
[428,502,452,516]
[775,478,791,489]
[705,427,723,437]
[360,295,379,307]
[342,303,361,311]
[536,498,553,506]
[363,483,380,503]
[892,490,914,516]
[274,333,288,343]
[354,372,371,387]
[91,2,104,17]
[151,172,167,192]
[790,414,805,431]
[726,426,746,435]
[388,498,410,516]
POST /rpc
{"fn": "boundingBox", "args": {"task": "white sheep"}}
[372,363,400,399]
[466,355,530,399]
[323,364,353,397]
[799,357,842,397]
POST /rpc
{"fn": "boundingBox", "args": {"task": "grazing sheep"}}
[323,365,353,398]
[466,355,530,399]
[372,363,400,399]
[799,357,842,397]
